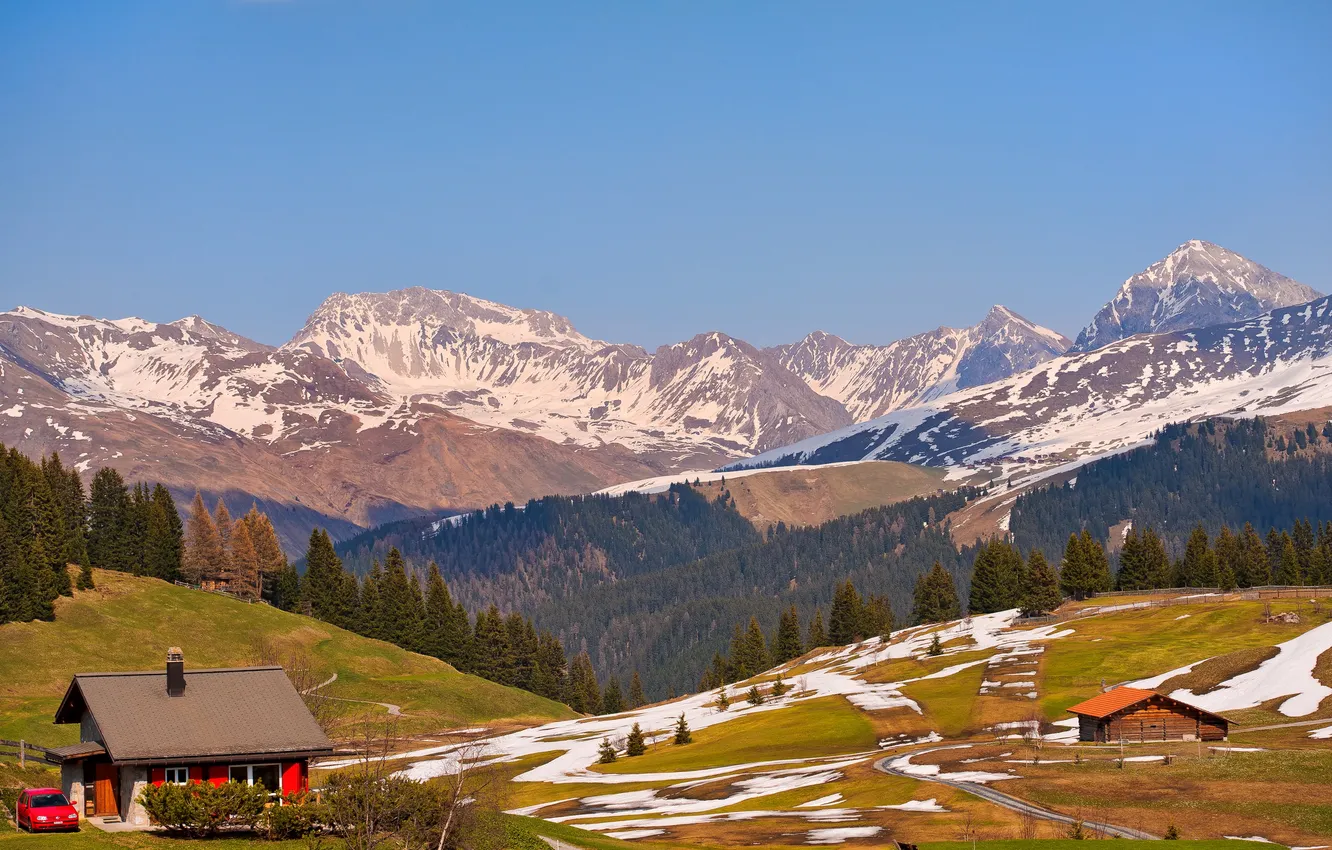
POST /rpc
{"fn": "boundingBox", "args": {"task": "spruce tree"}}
[713,687,730,712]
[144,485,183,581]
[300,528,354,628]
[1143,527,1173,588]
[1238,524,1268,587]
[772,604,804,663]
[597,737,617,764]
[806,609,828,649]
[1081,530,1113,594]
[87,468,131,573]
[1059,532,1091,599]
[746,685,764,705]
[673,713,692,744]
[625,723,647,756]
[422,563,456,662]
[1179,525,1216,587]
[829,580,865,644]
[1116,528,1150,590]
[968,539,1013,614]
[863,594,894,641]
[1275,534,1303,585]
[1214,526,1240,591]
[1019,550,1061,616]
[628,671,647,709]
[358,562,385,640]
[912,561,961,624]
[742,616,771,674]
[603,676,625,714]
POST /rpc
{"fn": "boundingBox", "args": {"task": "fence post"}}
[19,739,24,768]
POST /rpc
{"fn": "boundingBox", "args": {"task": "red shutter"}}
[207,765,228,787]
[281,761,303,795]
[151,767,165,787]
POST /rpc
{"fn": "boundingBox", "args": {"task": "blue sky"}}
[1,1,1329,349]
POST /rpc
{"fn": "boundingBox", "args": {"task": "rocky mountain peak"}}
[1072,241,1321,352]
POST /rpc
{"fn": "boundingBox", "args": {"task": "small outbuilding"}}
[49,648,334,827]
[1066,686,1229,743]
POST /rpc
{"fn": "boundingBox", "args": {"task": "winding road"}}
[873,755,1158,840]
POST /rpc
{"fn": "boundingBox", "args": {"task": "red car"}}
[15,788,80,832]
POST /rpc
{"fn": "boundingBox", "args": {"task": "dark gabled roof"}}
[55,666,334,763]
[1066,686,1229,725]
[47,741,107,761]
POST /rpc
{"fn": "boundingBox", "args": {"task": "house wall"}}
[149,759,310,796]
[119,766,150,827]
[59,763,85,813]
[1079,695,1228,742]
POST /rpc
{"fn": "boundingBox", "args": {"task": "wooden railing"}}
[0,738,63,767]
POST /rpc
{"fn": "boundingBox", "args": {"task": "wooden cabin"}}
[49,648,334,827]
[1066,686,1229,743]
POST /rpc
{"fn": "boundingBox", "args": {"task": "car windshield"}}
[31,794,70,808]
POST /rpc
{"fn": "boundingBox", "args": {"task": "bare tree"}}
[249,638,342,732]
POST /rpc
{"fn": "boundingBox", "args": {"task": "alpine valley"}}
[0,240,1322,550]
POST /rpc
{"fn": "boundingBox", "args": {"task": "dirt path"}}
[303,672,406,716]
[873,755,1157,840]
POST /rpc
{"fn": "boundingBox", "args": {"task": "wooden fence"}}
[0,738,62,767]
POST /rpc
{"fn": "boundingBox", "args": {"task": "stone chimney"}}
[167,647,186,697]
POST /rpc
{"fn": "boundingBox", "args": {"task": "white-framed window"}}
[228,764,282,794]
[164,767,189,785]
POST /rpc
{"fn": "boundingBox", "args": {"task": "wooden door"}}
[94,763,119,816]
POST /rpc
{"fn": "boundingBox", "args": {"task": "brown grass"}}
[1157,646,1278,694]
[692,461,949,529]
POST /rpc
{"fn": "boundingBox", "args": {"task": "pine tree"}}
[772,604,804,663]
[144,485,182,581]
[1143,527,1173,589]
[380,548,426,652]
[968,538,1021,614]
[1081,530,1113,594]
[863,594,894,641]
[625,723,647,756]
[673,713,692,744]
[912,561,961,624]
[1019,549,1061,616]
[628,671,647,709]
[358,562,384,640]
[829,579,865,644]
[602,676,625,714]
[1214,525,1238,591]
[87,468,131,573]
[713,688,730,712]
[746,685,764,705]
[1116,528,1150,590]
[1178,525,1216,587]
[1275,533,1303,585]
[806,609,828,649]
[566,651,602,715]
[597,737,617,764]
[422,563,457,662]
[42,453,87,569]
[470,604,512,683]
[1059,533,1092,599]
[300,528,354,628]
[182,492,224,584]
[742,616,770,674]
[927,632,943,656]
[770,675,788,698]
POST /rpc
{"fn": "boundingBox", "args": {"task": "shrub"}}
[261,793,324,840]
[139,781,268,836]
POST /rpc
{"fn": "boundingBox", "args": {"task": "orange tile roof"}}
[1065,686,1158,719]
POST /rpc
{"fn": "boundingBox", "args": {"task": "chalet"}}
[49,648,334,827]
[1066,686,1229,743]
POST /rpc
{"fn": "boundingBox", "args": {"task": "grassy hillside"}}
[691,461,950,529]
[0,570,574,746]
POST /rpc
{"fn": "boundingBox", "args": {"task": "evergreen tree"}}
[271,563,300,611]
[87,468,131,573]
[144,485,183,581]
[1178,525,1217,587]
[829,579,865,644]
[625,723,647,756]
[124,484,150,576]
[806,608,828,649]
[602,676,625,714]
[770,675,788,698]
[597,737,617,764]
[1058,532,1096,599]
[379,548,426,652]
[713,687,730,712]
[628,671,647,709]
[42,453,87,569]
[912,561,961,624]
[863,594,894,641]
[1214,525,1238,591]
[968,538,1022,613]
[746,685,764,705]
[357,562,384,640]
[470,604,512,683]
[1116,528,1151,590]
[566,651,602,715]
[1142,527,1172,589]
[1081,530,1113,594]
[742,616,771,675]
[1019,550,1061,616]
[772,604,804,664]
[673,713,691,744]
[300,528,355,628]
[422,563,457,662]
[927,632,943,656]
[1275,533,1303,585]
[182,491,224,585]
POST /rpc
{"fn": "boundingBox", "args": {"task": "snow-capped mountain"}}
[770,306,1071,421]
[285,288,851,461]
[1072,240,1321,352]
[732,296,1332,472]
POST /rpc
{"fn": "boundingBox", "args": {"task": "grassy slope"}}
[692,461,948,529]
[0,570,573,745]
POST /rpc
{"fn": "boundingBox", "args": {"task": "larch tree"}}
[182,491,224,585]
[213,498,234,584]
[228,519,261,601]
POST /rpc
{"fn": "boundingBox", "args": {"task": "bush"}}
[260,793,324,840]
[138,781,268,836]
